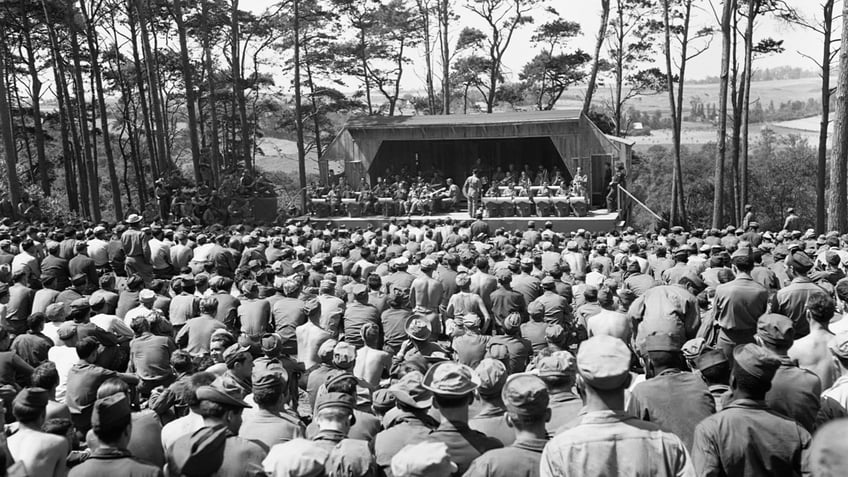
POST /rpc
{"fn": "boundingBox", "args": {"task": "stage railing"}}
[618,185,661,221]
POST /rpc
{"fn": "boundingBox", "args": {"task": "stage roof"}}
[344,110,583,129]
[321,110,633,206]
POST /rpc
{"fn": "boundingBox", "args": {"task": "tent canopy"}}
[320,110,632,203]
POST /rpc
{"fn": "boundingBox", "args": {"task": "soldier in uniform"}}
[464,373,551,477]
[121,214,153,285]
[239,371,305,451]
[167,383,266,476]
[68,393,161,477]
[692,344,811,476]
[423,361,503,475]
[540,335,694,476]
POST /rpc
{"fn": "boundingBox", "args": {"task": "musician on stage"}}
[551,170,565,187]
[535,164,549,186]
[572,167,588,197]
[436,178,460,212]
[462,169,482,217]
[357,178,374,215]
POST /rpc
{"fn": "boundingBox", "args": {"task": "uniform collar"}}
[723,398,768,411]
[90,447,133,460]
[312,429,347,443]
[512,437,549,453]
[577,410,633,424]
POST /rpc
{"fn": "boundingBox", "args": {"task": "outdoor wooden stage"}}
[304,209,620,234]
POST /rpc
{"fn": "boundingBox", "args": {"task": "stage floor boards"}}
[303,209,620,233]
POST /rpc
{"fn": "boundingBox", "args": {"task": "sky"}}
[240,0,831,93]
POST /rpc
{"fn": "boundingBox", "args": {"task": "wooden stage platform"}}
[304,209,620,233]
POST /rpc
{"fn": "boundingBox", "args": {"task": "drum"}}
[535,197,553,217]
[514,198,532,217]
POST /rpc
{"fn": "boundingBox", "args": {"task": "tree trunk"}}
[583,0,611,115]
[21,16,50,195]
[41,0,80,213]
[439,0,450,114]
[136,0,171,174]
[828,0,848,232]
[202,0,221,185]
[127,0,159,181]
[294,0,308,210]
[359,26,373,115]
[0,42,21,213]
[613,2,624,136]
[818,0,834,233]
[231,0,251,170]
[418,0,436,114]
[740,0,757,221]
[81,1,122,220]
[173,0,203,183]
[730,10,742,226]
[69,27,96,218]
[713,0,735,229]
[661,0,688,226]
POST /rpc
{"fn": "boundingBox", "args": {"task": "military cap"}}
[333,342,356,370]
[536,350,577,378]
[495,269,512,282]
[404,316,431,341]
[260,333,282,355]
[527,300,544,319]
[91,392,132,433]
[70,273,87,286]
[419,258,437,271]
[502,373,549,418]
[695,349,729,372]
[57,324,76,341]
[422,361,480,396]
[829,332,848,359]
[351,283,368,298]
[170,425,228,477]
[455,272,471,287]
[786,250,814,273]
[222,342,251,367]
[69,298,90,312]
[315,391,356,412]
[545,324,566,344]
[391,441,458,477]
[45,302,66,322]
[253,372,285,393]
[520,257,534,266]
[262,438,328,477]
[371,388,395,412]
[475,359,507,396]
[756,313,795,347]
[13,387,48,409]
[503,312,522,333]
[196,384,250,408]
[540,276,555,289]
[139,289,156,303]
[681,337,708,360]
[317,339,339,363]
[390,370,433,409]
[644,332,683,352]
[733,343,780,381]
[88,294,106,308]
[577,335,632,391]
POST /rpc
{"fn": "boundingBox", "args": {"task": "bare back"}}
[789,329,838,389]
[7,428,68,477]
[587,309,632,343]
[354,346,391,388]
[297,321,332,370]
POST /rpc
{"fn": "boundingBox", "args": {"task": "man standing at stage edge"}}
[463,169,482,218]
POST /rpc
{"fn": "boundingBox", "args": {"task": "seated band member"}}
[436,178,459,212]
[357,179,373,215]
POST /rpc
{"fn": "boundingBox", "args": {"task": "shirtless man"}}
[789,293,839,389]
[296,301,333,371]
[353,323,391,388]
[7,388,68,477]
[409,258,443,313]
